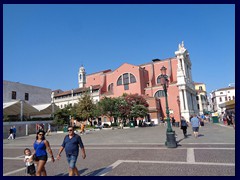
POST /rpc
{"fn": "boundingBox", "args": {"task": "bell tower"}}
[78,65,86,88]
[175,41,198,120]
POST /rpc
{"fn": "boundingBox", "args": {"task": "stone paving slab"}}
[3,122,235,176]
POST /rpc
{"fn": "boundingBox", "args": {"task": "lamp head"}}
[160,66,167,75]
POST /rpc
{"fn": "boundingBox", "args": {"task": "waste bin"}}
[212,116,219,123]
[63,125,68,132]
[130,121,135,128]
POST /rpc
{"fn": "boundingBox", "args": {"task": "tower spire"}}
[78,65,86,88]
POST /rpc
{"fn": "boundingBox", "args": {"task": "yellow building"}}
[194,82,208,115]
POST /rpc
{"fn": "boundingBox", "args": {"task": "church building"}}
[52,42,198,124]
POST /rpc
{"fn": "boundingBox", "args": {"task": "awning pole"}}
[20,100,23,121]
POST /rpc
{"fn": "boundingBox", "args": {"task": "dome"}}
[79,65,85,72]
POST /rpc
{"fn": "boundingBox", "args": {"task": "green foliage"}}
[98,97,118,120]
[53,105,72,125]
[130,104,149,119]
[3,114,10,122]
[52,118,66,126]
[52,92,150,127]
[75,92,96,121]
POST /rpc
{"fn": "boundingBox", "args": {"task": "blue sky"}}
[3,4,235,94]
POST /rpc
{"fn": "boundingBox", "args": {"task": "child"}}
[23,148,36,176]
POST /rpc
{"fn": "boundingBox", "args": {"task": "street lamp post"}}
[160,66,177,148]
[177,96,181,121]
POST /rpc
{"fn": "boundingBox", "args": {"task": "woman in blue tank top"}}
[32,130,55,176]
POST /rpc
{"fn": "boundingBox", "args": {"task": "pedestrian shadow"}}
[176,134,192,146]
[84,167,106,176]
[55,168,88,176]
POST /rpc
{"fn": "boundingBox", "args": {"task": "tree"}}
[124,93,149,108]
[98,97,118,123]
[75,92,95,125]
[130,104,149,120]
[53,105,72,126]
[115,96,131,122]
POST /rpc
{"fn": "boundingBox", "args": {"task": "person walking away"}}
[8,127,14,140]
[13,126,17,139]
[80,122,85,135]
[190,114,201,138]
[171,117,176,127]
[226,114,232,126]
[46,123,51,136]
[23,148,36,176]
[56,126,86,176]
[223,113,227,125]
[231,113,235,130]
[32,130,55,176]
[180,116,188,138]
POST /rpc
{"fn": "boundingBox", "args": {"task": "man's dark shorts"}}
[192,127,199,132]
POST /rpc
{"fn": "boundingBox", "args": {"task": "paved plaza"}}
[3,122,235,176]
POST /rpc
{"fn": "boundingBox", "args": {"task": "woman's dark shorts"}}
[34,155,48,161]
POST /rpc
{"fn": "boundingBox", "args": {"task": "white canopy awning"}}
[3,100,39,116]
[3,101,59,116]
[32,103,59,115]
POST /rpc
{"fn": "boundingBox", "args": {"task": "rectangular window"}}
[124,84,129,90]
[25,93,29,101]
[12,91,16,99]
[123,73,129,84]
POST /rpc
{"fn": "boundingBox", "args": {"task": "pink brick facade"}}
[84,58,183,123]
[53,43,197,124]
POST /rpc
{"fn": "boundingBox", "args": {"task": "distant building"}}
[52,41,199,123]
[209,87,235,114]
[51,84,101,109]
[194,82,208,115]
[3,80,56,120]
[3,80,52,105]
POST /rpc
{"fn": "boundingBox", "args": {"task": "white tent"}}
[32,103,60,115]
[3,101,59,117]
[3,100,39,116]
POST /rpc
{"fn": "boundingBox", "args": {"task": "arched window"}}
[156,75,169,84]
[219,97,222,102]
[157,76,161,84]
[117,76,122,85]
[130,74,136,83]
[108,83,114,92]
[154,90,165,98]
[117,73,136,87]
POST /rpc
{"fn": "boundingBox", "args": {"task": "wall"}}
[3,120,53,139]
[3,80,52,105]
